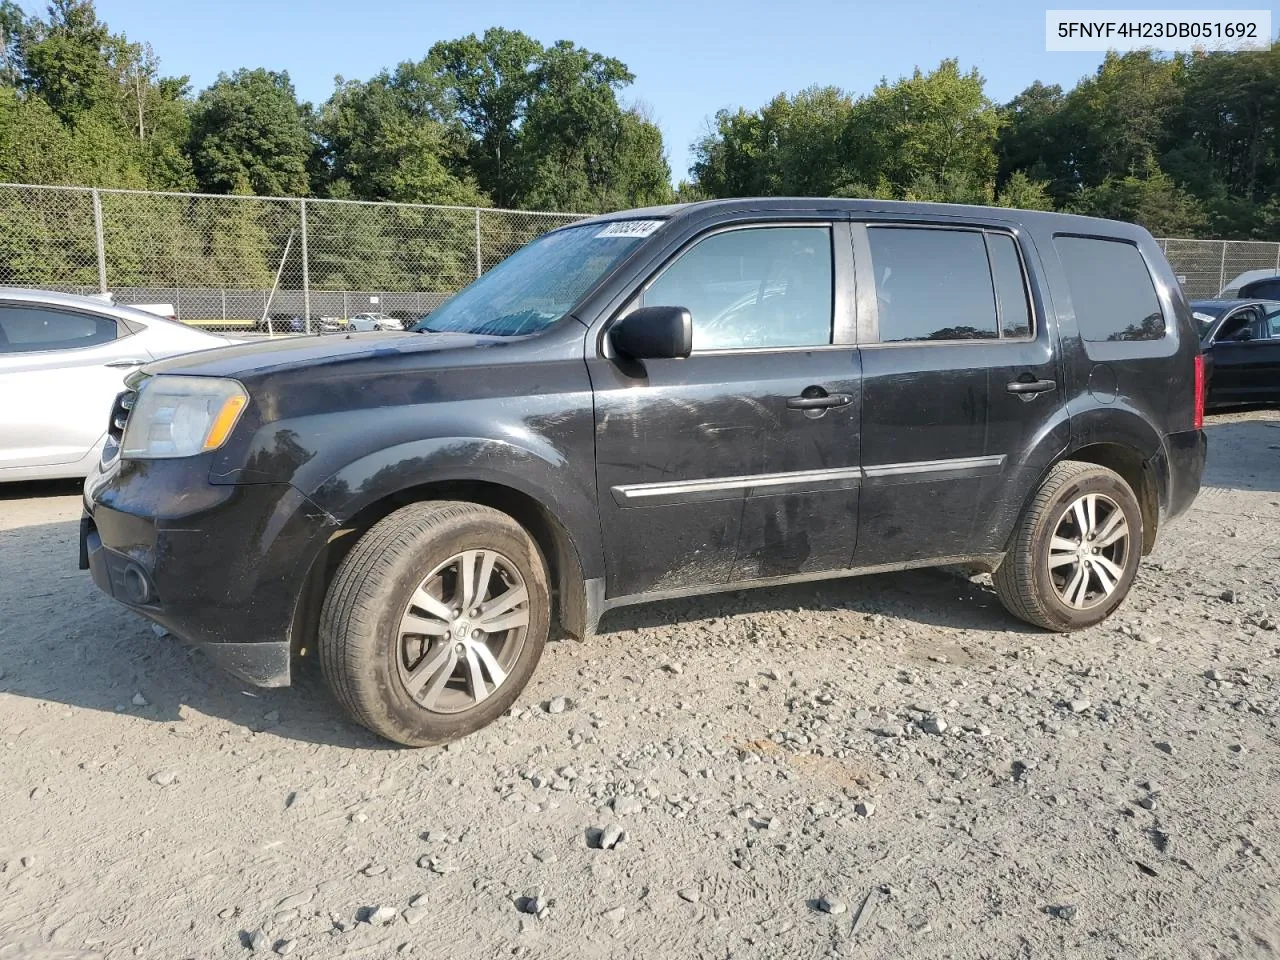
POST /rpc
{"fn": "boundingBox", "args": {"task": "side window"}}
[1240,278,1280,300]
[987,234,1033,338]
[1217,309,1254,343]
[1054,236,1165,342]
[641,225,832,351]
[1247,308,1268,341]
[0,305,117,354]
[866,227,999,342]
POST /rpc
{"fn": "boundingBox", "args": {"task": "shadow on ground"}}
[1202,414,1280,493]
[1,513,1027,747]
[599,564,1034,636]
[3,412,1265,746]
[0,515,387,750]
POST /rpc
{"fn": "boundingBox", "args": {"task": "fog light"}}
[122,564,155,604]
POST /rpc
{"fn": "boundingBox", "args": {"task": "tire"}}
[993,460,1143,632]
[319,501,550,746]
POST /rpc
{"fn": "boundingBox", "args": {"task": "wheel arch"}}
[1061,442,1159,554]
[289,439,604,657]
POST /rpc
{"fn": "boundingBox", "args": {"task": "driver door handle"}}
[104,358,147,368]
[786,393,853,409]
[1006,378,1056,395]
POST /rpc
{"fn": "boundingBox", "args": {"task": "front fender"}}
[306,435,605,581]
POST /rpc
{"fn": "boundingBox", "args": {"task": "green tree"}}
[994,170,1055,210]
[418,30,671,211]
[997,52,1182,204]
[313,72,484,206]
[424,27,542,207]
[692,86,854,197]
[848,59,1001,199]
[691,60,999,204]
[1070,161,1207,235]
[0,1,26,86]
[190,68,311,196]
[996,81,1069,198]
[20,0,114,123]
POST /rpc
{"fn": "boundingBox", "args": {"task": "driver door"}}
[1210,304,1275,402]
[586,221,863,600]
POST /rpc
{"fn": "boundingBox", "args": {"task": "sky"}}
[89,0,1144,183]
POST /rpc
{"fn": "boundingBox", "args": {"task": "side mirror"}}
[610,306,692,360]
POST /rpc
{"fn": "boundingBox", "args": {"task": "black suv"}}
[81,199,1206,745]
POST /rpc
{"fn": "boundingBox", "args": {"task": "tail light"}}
[1193,353,1205,430]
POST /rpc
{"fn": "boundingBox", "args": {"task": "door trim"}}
[611,454,1005,506]
[862,454,1006,484]
[611,465,863,506]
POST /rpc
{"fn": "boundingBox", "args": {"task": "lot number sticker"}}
[596,220,664,239]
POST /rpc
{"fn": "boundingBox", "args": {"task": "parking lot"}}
[1,408,1278,959]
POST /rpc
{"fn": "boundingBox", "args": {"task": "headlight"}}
[120,376,248,459]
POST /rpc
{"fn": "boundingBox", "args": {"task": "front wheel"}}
[993,460,1143,632]
[319,501,550,746]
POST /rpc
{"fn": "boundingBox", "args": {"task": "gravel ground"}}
[2,408,1278,960]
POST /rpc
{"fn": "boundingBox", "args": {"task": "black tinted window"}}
[1055,236,1164,342]
[642,226,832,351]
[1239,278,1280,300]
[988,234,1033,338]
[0,305,117,353]
[867,227,997,341]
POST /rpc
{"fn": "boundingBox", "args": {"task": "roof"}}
[1220,269,1280,296]
[567,196,1150,239]
[0,285,178,326]
[1191,297,1280,308]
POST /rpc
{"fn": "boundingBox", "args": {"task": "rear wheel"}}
[319,501,549,746]
[993,460,1142,631]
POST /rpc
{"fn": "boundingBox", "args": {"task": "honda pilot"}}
[80,199,1206,745]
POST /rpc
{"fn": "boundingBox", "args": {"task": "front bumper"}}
[80,456,338,686]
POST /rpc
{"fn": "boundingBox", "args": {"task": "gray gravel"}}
[1,408,1278,958]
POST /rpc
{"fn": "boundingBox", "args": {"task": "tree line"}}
[0,0,671,214]
[1,0,1279,241]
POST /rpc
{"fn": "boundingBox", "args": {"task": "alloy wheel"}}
[395,549,530,714]
[1046,492,1131,610]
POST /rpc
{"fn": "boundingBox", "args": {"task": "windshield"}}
[411,220,661,337]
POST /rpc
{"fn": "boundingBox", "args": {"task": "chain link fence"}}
[0,184,585,332]
[2,183,1278,332]
[1157,237,1280,298]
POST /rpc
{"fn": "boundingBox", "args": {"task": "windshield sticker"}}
[595,220,664,239]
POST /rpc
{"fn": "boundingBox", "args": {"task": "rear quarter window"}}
[1054,236,1165,342]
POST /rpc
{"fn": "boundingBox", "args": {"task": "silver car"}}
[0,288,236,481]
[346,312,404,332]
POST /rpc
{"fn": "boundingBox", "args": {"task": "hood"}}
[142,330,502,379]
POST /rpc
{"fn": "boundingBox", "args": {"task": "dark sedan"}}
[1191,299,1280,405]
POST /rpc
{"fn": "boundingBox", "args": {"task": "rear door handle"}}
[104,358,147,368]
[786,393,853,409]
[1006,378,1056,395]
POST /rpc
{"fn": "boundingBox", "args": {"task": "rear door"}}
[0,303,150,470]
[587,220,862,599]
[851,221,1064,566]
[1209,305,1280,402]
